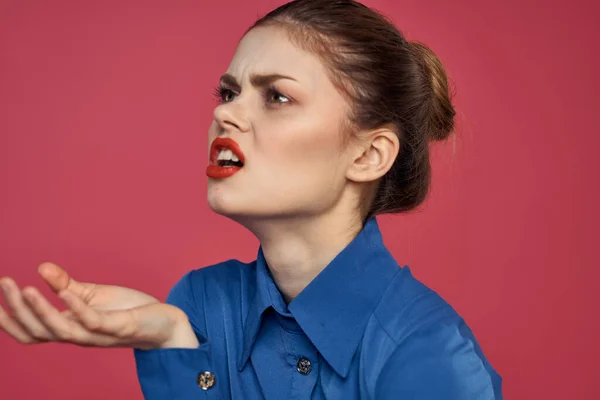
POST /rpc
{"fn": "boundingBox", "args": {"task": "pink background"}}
[1,0,598,398]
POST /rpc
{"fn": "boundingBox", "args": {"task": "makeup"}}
[206,137,246,179]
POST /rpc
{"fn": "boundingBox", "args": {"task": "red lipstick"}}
[206,137,246,179]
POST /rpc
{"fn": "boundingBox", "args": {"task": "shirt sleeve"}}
[133,270,212,400]
[374,320,501,400]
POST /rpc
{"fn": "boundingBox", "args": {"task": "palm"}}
[0,262,198,350]
[39,263,160,315]
[69,282,160,312]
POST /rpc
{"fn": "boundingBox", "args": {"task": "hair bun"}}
[409,41,456,141]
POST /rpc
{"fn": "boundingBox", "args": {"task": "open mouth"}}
[215,148,244,168]
[207,137,245,179]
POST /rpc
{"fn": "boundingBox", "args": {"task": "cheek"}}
[263,131,341,169]
[260,114,344,164]
[254,131,346,199]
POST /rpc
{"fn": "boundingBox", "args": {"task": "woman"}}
[0,0,502,398]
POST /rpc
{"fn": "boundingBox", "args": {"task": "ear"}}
[346,127,400,183]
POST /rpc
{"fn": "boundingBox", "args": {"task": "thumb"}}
[38,262,83,295]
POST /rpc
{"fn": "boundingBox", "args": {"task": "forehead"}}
[227,25,328,87]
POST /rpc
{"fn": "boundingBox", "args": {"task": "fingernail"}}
[25,292,37,304]
[22,287,33,297]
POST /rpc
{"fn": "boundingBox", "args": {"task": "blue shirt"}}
[134,218,502,399]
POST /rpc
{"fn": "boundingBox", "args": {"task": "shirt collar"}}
[237,247,284,371]
[238,217,400,377]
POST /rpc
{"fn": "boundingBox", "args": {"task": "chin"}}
[207,192,282,226]
[207,189,252,220]
[207,189,235,215]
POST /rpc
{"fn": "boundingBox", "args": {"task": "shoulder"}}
[373,266,456,343]
[164,259,256,332]
[167,258,255,302]
[372,267,503,399]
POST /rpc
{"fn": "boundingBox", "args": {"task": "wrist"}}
[158,312,200,349]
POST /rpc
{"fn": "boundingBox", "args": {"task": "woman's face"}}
[207,25,356,222]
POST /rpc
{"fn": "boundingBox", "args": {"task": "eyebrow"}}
[219,73,297,90]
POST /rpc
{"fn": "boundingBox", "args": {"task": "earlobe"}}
[346,128,400,183]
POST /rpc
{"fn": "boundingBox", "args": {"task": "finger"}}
[23,288,133,348]
[55,291,132,347]
[38,262,74,293]
[1,278,55,341]
[58,290,101,330]
[60,309,77,321]
[21,286,97,344]
[0,303,42,344]
[59,290,136,339]
[38,262,95,300]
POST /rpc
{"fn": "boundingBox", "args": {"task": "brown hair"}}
[249,0,456,220]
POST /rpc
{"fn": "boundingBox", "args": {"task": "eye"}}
[213,86,237,104]
[265,88,290,104]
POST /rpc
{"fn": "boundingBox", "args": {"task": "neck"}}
[242,210,364,303]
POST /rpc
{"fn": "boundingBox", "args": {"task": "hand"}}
[0,262,199,350]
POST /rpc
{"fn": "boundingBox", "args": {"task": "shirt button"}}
[297,357,312,375]
[197,371,216,390]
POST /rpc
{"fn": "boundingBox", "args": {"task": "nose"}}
[213,101,250,134]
